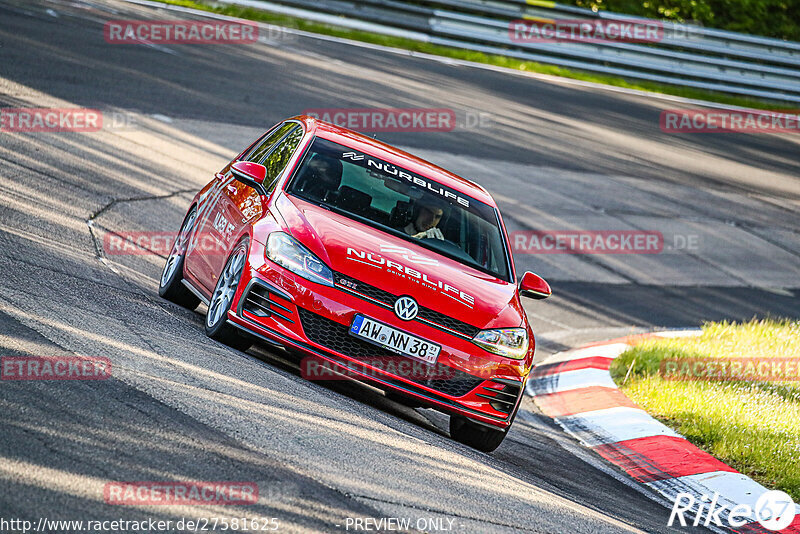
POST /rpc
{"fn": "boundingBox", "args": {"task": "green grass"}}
[611,319,800,500]
[571,0,800,42]
[150,0,796,111]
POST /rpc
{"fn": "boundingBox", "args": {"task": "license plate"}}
[349,315,441,365]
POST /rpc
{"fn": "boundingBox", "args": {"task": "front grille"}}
[297,308,484,398]
[475,379,522,415]
[334,272,395,303]
[333,272,480,338]
[416,308,480,338]
[242,283,295,323]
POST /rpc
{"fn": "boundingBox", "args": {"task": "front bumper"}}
[227,247,529,429]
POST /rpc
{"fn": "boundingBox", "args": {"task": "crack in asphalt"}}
[86,188,196,261]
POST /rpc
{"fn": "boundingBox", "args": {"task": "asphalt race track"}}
[1,0,799,532]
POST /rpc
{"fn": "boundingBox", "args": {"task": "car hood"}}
[274,193,524,330]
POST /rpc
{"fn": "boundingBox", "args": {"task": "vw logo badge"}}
[394,296,418,321]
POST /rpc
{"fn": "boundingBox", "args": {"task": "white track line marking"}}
[557,406,681,446]
[531,367,617,393]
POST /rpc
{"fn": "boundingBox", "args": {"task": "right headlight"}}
[266,232,334,287]
[472,328,529,359]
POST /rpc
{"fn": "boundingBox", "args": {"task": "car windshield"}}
[285,137,511,281]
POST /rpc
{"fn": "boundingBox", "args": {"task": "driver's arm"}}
[412,227,444,240]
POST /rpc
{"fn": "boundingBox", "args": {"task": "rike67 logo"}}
[669,490,796,531]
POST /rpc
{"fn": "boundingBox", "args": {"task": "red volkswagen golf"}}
[159,116,551,451]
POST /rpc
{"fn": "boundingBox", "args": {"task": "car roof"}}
[292,115,497,207]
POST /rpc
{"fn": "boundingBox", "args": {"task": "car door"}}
[221,123,307,248]
[185,122,296,291]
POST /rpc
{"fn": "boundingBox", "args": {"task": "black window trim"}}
[243,120,304,166]
[254,122,302,166]
[259,122,305,194]
[242,123,282,162]
[493,208,515,284]
[235,120,306,197]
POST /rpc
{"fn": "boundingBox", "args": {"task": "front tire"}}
[205,238,252,352]
[449,415,508,452]
[159,207,201,310]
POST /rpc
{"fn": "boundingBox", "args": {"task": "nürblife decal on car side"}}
[212,211,235,241]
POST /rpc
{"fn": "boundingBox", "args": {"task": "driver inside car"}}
[404,198,446,240]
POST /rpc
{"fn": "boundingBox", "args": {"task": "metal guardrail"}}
[221,0,800,102]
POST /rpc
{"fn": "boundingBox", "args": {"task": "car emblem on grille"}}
[394,296,418,321]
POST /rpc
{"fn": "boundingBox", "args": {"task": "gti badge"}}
[394,296,418,321]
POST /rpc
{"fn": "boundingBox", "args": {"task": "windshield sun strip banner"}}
[306,138,492,214]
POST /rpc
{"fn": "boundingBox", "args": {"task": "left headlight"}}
[472,328,529,359]
[266,232,334,287]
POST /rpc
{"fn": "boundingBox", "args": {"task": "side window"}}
[261,126,305,192]
[245,123,294,163]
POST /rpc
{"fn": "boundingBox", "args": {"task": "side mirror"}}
[519,271,551,300]
[230,161,268,195]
